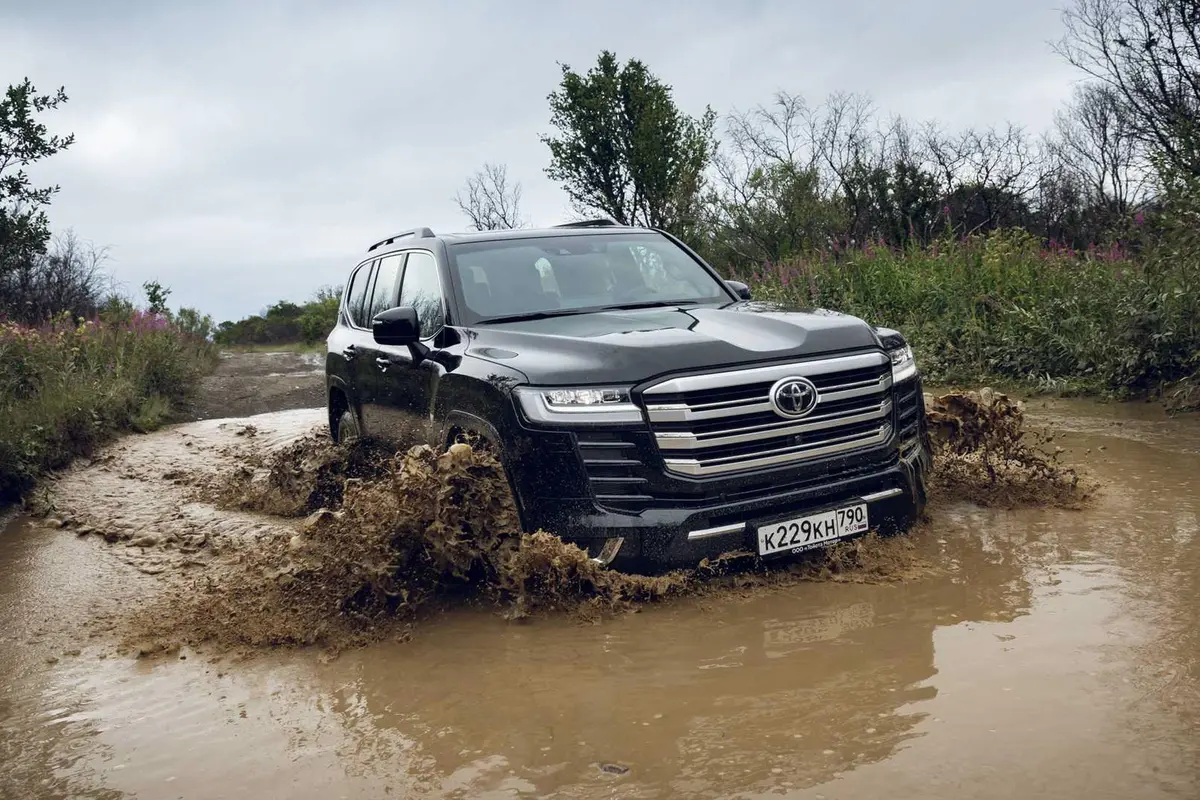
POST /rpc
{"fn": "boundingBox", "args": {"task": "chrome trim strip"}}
[643,351,889,396]
[647,400,775,423]
[815,374,893,403]
[686,522,747,541]
[655,401,892,451]
[644,374,892,423]
[663,425,891,477]
[860,487,904,503]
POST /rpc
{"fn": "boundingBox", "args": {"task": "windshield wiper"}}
[477,308,599,325]
[478,299,703,325]
[597,299,703,312]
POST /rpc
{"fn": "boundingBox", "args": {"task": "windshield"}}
[447,231,730,323]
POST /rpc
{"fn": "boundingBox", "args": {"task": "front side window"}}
[448,232,728,323]
[398,251,445,336]
[344,259,375,327]
[365,254,404,323]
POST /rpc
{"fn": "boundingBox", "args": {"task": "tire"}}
[336,408,360,445]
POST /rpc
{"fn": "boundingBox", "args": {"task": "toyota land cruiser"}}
[325,220,931,572]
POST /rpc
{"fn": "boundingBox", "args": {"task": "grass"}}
[739,229,1200,399]
[0,311,219,501]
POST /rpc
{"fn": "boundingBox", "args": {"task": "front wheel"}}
[336,408,361,445]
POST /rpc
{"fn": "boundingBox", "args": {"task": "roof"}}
[437,225,654,244]
[363,221,660,253]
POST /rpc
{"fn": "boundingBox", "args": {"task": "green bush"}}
[215,288,341,348]
[0,310,218,501]
[741,228,1200,395]
[297,294,340,344]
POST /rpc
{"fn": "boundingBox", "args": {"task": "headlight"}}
[514,386,643,425]
[889,344,918,383]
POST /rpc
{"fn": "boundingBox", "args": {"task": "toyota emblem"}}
[769,376,820,419]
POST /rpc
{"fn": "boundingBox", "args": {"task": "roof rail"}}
[366,227,435,252]
[553,218,619,229]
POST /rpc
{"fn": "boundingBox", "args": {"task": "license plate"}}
[756,503,868,557]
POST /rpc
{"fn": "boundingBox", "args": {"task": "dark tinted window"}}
[398,251,444,336]
[448,232,725,322]
[344,260,374,327]
[366,254,404,323]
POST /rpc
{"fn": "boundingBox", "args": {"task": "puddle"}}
[1,398,1198,797]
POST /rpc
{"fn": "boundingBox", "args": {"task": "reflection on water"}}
[1,400,1199,799]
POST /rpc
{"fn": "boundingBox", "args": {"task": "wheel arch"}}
[441,410,503,451]
[440,409,531,531]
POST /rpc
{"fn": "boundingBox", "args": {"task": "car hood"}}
[461,301,884,386]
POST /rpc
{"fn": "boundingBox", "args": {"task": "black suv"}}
[325,221,930,572]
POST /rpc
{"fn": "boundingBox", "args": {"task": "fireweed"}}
[0,311,218,500]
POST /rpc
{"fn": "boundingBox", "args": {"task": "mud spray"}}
[925,388,1096,508]
[52,391,1092,655]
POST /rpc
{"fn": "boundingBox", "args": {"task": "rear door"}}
[373,250,447,446]
[357,253,405,435]
[330,258,376,429]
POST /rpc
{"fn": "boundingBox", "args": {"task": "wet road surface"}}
[1,390,1198,798]
[182,349,324,421]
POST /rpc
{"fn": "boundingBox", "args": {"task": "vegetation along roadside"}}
[0,81,218,502]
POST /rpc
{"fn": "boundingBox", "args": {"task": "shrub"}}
[214,287,342,348]
[740,228,1200,395]
[0,310,218,501]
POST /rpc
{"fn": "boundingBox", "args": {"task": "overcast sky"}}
[2,0,1084,322]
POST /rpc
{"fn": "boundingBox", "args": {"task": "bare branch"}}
[1054,0,1200,176]
[454,163,526,230]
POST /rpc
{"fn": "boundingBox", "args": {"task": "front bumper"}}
[511,436,931,574]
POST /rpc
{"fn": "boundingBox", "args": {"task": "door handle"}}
[342,344,357,360]
[375,356,392,371]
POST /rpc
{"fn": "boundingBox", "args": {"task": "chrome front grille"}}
[643,352,894,477]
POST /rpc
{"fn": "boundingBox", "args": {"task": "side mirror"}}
[372,306,421,346]
[725,280,752,301]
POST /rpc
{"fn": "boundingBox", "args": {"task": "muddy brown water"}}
[2,391,1199,798]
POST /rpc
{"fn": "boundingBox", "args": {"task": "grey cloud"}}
[3,0,1080,322]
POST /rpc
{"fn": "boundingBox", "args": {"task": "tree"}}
[1051,83,1147,212]
[298,290,340,344]
[173,307,215,340]
[1055,0,1200,179]
[923,123,1040,235]
[0,78,75,316]
[143,280,171,315]
[541,51,716,234]
[455,163,525,230]
[706,92,842,265]
[0,229,111,324]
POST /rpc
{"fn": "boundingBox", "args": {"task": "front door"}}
[356,253,404,436]
[374,249,447,447]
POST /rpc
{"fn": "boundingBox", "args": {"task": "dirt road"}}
[1,352,1199,799]
[182,349,325,421]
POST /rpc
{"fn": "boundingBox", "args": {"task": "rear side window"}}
[344,260,374,327]
[365,254,404,323]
